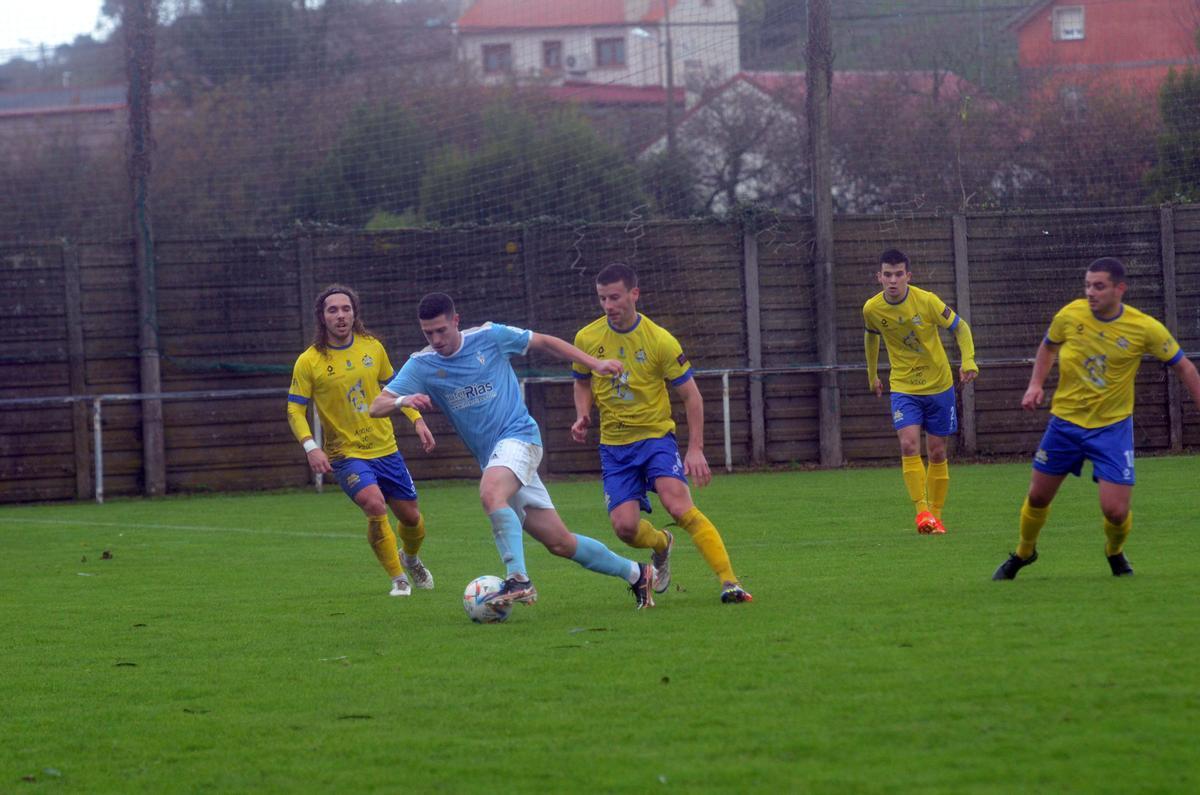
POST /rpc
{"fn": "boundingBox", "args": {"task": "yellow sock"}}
[367,514,403,578]
[1017,498,1049,559]
[678,506,736,583]
[1104,512,1132,556]
[398,513,426,558]
[926,460,949,520]
[630,519,670,554]
[901,455,928,514]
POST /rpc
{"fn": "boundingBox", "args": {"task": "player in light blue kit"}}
[369,293,657,609]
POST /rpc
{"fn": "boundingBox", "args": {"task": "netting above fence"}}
[2,0,1199,248]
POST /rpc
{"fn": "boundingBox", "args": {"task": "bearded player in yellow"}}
[993,258,1200,580]
[571,263,751,604]
[864,249,978,534]
[288,284,436,597]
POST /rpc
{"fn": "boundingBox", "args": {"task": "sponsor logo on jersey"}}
[447,381,496,410]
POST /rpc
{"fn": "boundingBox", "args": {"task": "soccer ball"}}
[462,575,511,624]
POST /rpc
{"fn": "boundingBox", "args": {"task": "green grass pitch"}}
[3,457,1199,792]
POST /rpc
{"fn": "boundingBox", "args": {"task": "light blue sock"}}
[488,507,527,578]
[571,534,639,582]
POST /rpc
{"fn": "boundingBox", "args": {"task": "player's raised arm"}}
[1022,338,1060,411]
[369,389,433,418]
[529,332,623,376]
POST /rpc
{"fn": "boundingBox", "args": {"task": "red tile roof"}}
[457,0,681,29]
[542,80,686,106]
[458,0,629,29]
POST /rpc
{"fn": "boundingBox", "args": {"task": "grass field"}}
[3,457,1200,792]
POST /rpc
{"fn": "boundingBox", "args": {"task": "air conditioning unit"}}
[564,53,592,75]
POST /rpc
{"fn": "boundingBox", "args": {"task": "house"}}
[641,70,995,213]
[0,84,128,153]
[453,0,740,94]
[1006,0,1200,101]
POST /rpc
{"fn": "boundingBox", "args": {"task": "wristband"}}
[393,395,408,410]
[302,439,319,454]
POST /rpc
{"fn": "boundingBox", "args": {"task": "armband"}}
[302,439,320,454]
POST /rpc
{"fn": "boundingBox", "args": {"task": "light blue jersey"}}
[386,323,540,468]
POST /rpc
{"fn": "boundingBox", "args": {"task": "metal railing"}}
[9,353,1190,504]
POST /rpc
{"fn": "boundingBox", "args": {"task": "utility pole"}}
[125,0,166,496]
[806,0,843,467]
[664,0,676,157]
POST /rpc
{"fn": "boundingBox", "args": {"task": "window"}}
[542,41,562,71]
[1061,85,1086,121]
[482,44,512,74]
[595,38,626,68]
[1052,6,1084,41]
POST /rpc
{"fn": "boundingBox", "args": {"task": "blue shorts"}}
[332,452,418,502]
[1033,415,1135,485]
[598,433,687,514]
[891,387,957,436]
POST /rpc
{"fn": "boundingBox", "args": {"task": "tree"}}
[1146,65,1200,203]
[294,100,433,226]
[419,104,644,226]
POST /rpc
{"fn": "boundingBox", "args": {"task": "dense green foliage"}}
[419,105,644,226]
[1147,66,1200,204]
[4,459,1200,791]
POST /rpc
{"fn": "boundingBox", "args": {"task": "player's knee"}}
[394,503,420,526]
[359,495,387,515]
[1101,506,1128,525]
[479,492,506,514]
[613,522,639,544]
[544,538,574,557]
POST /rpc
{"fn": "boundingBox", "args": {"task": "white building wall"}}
[456,0,740,87]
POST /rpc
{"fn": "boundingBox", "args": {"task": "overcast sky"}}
[0,0,111,55]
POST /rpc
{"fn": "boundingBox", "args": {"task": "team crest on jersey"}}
[911,314,923,327]
[1116,337,1130,350]
[476,352,486,366]
[1083,354,1108,387]
[437,369,447,378]
[635,349,646,363]
[361,354,374,367]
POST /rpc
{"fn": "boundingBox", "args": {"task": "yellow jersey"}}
[1046,299,1182,428]
[287,334,419,461]
[862,285,961,395]
[573,314,693,446]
